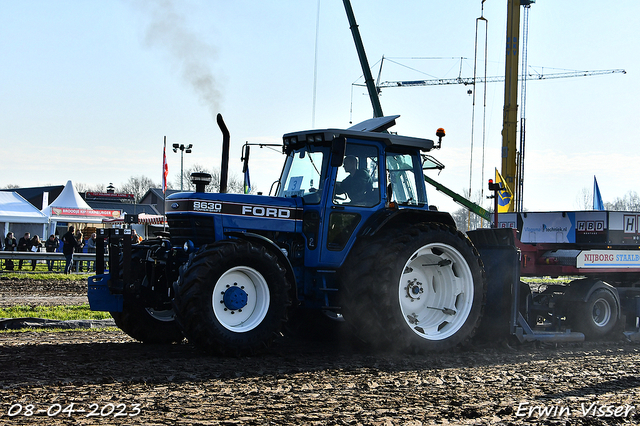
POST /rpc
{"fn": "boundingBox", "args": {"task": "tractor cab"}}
[276,116,441,268]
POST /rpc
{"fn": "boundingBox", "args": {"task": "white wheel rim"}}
[592,298,612,327]
[398,242,474,341]
[212,266,270,333]
[145,307,176,322]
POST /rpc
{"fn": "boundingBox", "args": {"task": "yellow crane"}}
[499,0,529,211]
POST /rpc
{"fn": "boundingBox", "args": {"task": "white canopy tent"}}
[0,192,49,240]
[41,181,122,235]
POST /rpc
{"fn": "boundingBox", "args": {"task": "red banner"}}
[51,207,122,218]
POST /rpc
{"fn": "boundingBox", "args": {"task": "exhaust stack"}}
[217,113,230,193]
[191,172,212,193]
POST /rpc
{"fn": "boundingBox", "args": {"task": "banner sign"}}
[85,192,134,200]
[577,250,640,269]
[51,207,122,218]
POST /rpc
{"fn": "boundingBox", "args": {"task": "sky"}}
[1,0,638,214]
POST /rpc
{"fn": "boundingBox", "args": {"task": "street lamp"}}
[172,143,193,191]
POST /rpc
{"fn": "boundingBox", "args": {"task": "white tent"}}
[0,192,48,239]
[41,181,123,231]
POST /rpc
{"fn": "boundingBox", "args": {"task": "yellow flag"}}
[495,168,514,213]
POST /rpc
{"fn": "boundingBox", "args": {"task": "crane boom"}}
[366,69,626,88]
[343,0,383,118]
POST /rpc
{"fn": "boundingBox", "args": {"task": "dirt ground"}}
[0,277,87,307]
[1,278,640,425]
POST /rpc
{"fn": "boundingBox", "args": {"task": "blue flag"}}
[593,176,604,210]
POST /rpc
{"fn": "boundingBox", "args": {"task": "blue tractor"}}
[88,115,486,355]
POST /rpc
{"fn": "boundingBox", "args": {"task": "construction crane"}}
[352,61,625,212]
[354,0,624,212]
[344,0,624,221]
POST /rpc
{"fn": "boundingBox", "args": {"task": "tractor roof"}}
[282,115,435,152]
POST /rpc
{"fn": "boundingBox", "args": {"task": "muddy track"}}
[1,279,640,425]
[0,277,88,307]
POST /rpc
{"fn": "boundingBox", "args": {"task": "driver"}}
[334,155,373,205]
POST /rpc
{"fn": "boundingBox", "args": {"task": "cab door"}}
[319,141,381,267]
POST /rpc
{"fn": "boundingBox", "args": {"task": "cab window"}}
[386,153,425,205]
[279,146,327,204]
[333,144,379,207]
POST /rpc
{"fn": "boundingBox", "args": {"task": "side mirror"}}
[330,136,346,167]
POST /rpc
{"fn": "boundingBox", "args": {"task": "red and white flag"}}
[162,137,168,193]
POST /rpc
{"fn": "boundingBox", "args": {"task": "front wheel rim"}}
[398,242,475,341]
[212,266,270,333]
[142,275,176,322]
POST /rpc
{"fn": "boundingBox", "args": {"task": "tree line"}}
[576,188,640,212]
[113,164,250,202]
[2,164,252,204]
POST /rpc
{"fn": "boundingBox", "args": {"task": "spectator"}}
[75,230,85,272]
[86,232,97,272]
[4,232,17,252]
[3,232,17,270]
[45,234,59,272]
[17,232,32,270]
[30,235,41,271]
[62,226,79,274]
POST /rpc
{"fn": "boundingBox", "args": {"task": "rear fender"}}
[358,209,456,238]
[564,278,621,319]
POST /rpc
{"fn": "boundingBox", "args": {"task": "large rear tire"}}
[172,240,290,356]
[340,223,486,352]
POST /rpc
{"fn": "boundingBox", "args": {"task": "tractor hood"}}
[165,192,304,234]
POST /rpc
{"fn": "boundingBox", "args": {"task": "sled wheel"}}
[173,239,290,356]
[573,288,619,340]
[340,222,486,352]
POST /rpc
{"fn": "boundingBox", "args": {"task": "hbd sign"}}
[576,220,605,233]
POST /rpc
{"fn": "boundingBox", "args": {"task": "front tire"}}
[340,223,486,352]
[111,300,183,344]
[112,247,183,344]
[172,240,290,356]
